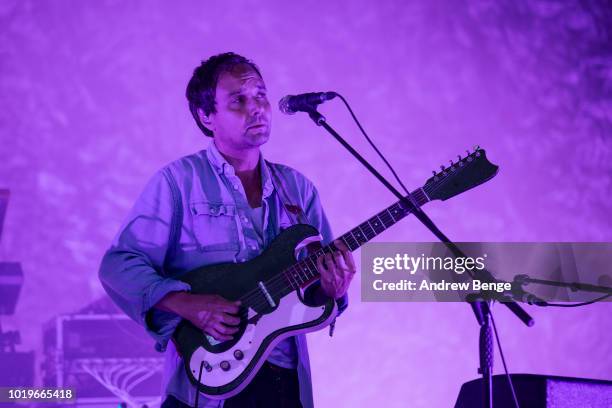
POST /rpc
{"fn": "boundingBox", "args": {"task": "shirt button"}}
[250,244,257,250]
[242,216,249,223]
[233,184,239,190]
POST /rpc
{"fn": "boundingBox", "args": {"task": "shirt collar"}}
[206,139,274,198]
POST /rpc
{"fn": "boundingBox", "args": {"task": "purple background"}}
[1,0,611,406]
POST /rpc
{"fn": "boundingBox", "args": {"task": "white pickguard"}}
[188,290,336,399]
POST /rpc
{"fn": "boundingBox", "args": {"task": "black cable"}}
[335,93,413,197]
[490,310,520,408]
[545,293,610,307]
[194,361,204,408]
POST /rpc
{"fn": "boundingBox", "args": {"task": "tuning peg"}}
[449,160,454,165]
[457,155,462,161]
[466,149,470,156]
[473,145,480,151]
[440,165,445,171]
[432,170,436,176]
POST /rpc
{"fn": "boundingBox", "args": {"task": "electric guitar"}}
[173,146,499,399]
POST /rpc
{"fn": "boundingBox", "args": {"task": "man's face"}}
[203,64,271,151]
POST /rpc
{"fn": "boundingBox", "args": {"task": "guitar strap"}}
[266,160,338,337]
[265,160,310,226]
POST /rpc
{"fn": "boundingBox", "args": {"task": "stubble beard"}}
[244,125,271,147]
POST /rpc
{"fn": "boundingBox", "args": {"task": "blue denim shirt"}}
[98,140,348,408]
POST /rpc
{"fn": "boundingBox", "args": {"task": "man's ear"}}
[197,108,214,131]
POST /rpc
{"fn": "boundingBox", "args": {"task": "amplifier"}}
[43,314,160,360]
[42,313,164,404]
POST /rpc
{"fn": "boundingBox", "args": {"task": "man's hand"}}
[155,292,241,341]
[316,239,356,299]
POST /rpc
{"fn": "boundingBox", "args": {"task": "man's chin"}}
[245,129,270,146]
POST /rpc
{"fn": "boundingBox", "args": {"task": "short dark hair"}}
[185,52,262,137]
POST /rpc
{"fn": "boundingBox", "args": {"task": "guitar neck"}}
[334,187,429,252]
[279,187,430,293]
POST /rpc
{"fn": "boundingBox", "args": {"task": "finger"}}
[199,313,221,330]
[218,323,240,334]
[334,239,349,252]
[210,295,241,311]
[218,302,240,314]
[317,256,332,286]
[342,250,356,273]
[208,328,233,342]
[196,309,213,323]
[317,254,328,273]
[324,253,334,269]
[333,251,347,271]
[222,313,241,326]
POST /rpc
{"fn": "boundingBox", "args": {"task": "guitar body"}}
[173,224,337,399]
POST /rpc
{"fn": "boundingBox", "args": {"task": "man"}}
[99,52,355,408]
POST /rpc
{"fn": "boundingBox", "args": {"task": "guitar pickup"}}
[258,281,276,307]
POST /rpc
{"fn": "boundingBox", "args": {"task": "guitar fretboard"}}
[278,188,430,296]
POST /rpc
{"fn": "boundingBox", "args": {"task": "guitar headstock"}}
[423,146,499,201]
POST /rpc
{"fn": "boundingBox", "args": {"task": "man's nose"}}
[246,97,266,116]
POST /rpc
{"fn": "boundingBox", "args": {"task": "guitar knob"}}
[203,361,212,372]
[220,361,231,371]
[233,350,244,360]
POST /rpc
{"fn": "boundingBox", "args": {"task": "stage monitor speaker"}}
[455,374,612,408]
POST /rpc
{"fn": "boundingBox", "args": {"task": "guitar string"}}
[236,201,409,309]
[234,166,466,315]
[232,157,476,316]
[239,209,402,304]
[232,209,405,319]
[235,190,429,314]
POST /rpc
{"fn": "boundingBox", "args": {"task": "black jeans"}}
[161,361,303,408]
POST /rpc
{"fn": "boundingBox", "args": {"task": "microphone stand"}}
[305,108,533,408]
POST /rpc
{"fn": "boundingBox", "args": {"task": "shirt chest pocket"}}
[190,202,240,253]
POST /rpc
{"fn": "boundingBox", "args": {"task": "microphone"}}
[510,275,548,306]
[278,92,337,115]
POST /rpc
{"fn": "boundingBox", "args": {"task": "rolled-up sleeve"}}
[98,169,190,351]
[302,181,349,317]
